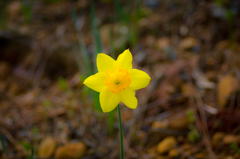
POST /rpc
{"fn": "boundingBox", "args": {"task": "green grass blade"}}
[70,4,93,76]
[114,0,123,22]
[0,134,9,159]
[93,91,102,112]
[90,0,102,73]
[20,0,33,23]
[31,147,34,159]
[117,105,124,159]
[129,0,141,46]
[109,27,115,59]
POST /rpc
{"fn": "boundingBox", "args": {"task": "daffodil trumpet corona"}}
[83,49,151,112]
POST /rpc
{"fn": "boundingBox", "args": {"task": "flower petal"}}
[83,72,107,92]
[100,87,121,112]
[116,49,132,70]
[97,53,116,72]
[120,88,137,109]
[129,69,151,90]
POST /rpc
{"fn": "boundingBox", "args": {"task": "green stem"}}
[31,146,34,159]
[0,134,9,159]
[117,105,124,159]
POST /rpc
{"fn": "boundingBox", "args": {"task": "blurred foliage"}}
[20,0,33,23]
[0,1,8,29]
[20,141,32,151]
[214,0,222,6]
[187,110,195,123]
[187,125,200,143]
[43,99,51,108]
[230,142,240,155]
[58,77,67,91]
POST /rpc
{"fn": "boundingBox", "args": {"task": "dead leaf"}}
[217,74,239,108]
[55,142,86,159]
[223,135,240,145]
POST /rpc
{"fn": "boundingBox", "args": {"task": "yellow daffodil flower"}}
[83,49,151,112]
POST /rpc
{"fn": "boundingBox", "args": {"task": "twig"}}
[195,93,217,159]
[150,128,188,136]
[34,44,54,87]
[174,146,195,159]
[141,94,185,113]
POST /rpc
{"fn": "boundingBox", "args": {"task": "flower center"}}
[105,68,131,94]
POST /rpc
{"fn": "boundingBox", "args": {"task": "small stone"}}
[157,137,177,154]
[55,142,86,159]
[38,137,56,158]
[179,25,188,36]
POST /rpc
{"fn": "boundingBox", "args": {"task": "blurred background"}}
[0,0,240,158]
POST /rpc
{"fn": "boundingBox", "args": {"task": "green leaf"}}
[108,107,115,135]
